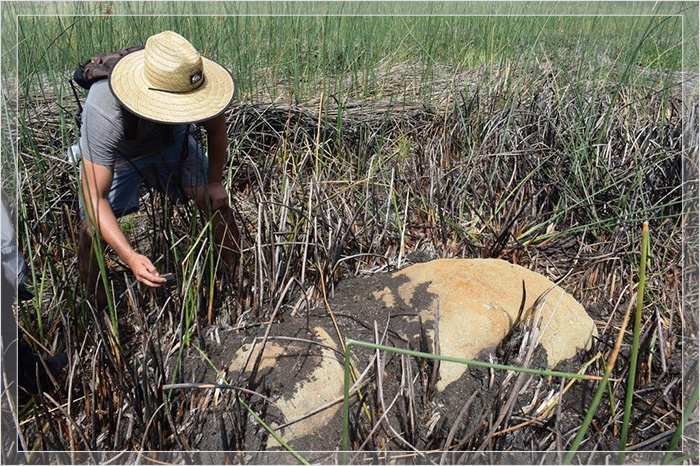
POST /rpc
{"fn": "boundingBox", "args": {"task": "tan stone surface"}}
[223,258,597,447]
[228,327,345,448]
[228,342,286,373]
[375,258,598,391]
[373,286,395,308]
[267,327,344,447]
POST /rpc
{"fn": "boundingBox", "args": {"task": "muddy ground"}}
[167,265,678,461]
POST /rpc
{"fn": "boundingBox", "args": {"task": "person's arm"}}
[201,114,229,210]
[81,159,166,287]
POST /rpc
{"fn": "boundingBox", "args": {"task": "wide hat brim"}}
[109,50,236,124]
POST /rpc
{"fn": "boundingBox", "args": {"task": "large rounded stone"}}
[228,326,345,449]
[373,258,598,391]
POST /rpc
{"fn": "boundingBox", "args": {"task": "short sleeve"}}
[78,80,124,168]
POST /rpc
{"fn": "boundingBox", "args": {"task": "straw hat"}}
[109,31,236,124]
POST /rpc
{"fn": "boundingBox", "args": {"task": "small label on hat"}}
[190,72,202,85]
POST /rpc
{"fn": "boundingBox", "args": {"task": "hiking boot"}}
[17,283,34,302]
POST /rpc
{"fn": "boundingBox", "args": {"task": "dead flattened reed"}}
[13,61,691,457]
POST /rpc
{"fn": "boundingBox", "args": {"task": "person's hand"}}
[207,181,229,211]
[127,253,166,287]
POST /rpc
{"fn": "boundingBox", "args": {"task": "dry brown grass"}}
[8,61,696,462]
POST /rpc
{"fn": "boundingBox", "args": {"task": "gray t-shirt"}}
[79,80,184,168]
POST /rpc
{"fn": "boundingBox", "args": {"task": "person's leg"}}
[200,200,241,276]
[78,220,108,310]
[186,170,242,278]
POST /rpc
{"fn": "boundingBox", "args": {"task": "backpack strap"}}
[68,78,83,128]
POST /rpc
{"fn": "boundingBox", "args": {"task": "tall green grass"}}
[8,4,687,106]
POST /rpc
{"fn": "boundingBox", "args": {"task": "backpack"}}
[69,45,144,126]
[72,44,144,90]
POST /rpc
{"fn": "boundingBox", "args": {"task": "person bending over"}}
[78,30,241,308]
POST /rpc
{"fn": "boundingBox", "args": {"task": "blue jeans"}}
[80,126,208,218]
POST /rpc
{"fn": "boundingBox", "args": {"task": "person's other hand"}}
[207,181,229,211]
[127,253,166,287]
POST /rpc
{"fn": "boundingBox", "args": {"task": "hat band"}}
[147,75,205,94]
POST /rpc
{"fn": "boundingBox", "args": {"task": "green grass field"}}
[7,3,692,101]
[1,1,698,463]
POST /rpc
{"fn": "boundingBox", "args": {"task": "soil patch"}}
[179,265,602,455]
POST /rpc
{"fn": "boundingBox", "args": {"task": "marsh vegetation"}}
[2,2,698,464]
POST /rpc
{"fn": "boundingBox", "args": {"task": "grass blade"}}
[618,220,650,461]
[662,382,699,465]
